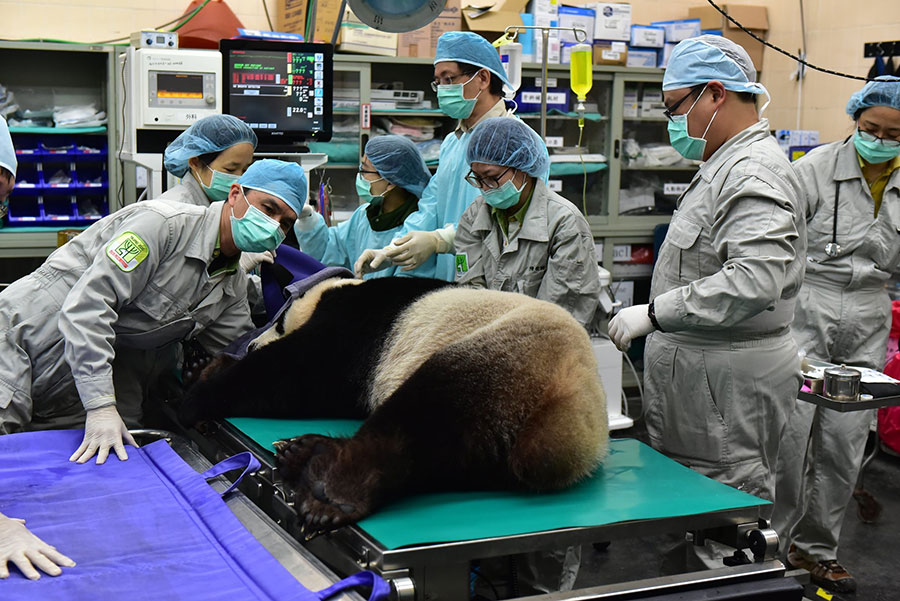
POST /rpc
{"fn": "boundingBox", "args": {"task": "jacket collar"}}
[455,98,512,137]
[470,179,551,243]
[698,118,772,183]
[833,135,865,182]
[185,201,226,262]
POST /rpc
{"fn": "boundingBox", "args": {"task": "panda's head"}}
[249,277,362,351]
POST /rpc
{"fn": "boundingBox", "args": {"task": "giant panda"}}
[179,276,608,533]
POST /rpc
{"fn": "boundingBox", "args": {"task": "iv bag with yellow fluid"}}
[569,43,593,103]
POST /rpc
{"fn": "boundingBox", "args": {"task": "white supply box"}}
[630,25,665,48]
[650,18,701,43]
[530,0,559,16]
[533,14,561,64]
[558,5,595,44]
[623,87,638,117]
[626,47,658,68]
[658,42,676,68]
[592,3,631,42]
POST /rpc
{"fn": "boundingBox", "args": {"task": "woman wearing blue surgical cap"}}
[294,135,431,279]
[771,76,900,594]
[356,31,550,281]
[161,114,257,206]
[0,159,303,466]
[454,117,601,328]
[608,35,805,530]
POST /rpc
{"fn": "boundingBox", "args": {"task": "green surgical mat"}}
[227,418,767,550]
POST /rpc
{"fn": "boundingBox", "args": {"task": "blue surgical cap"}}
[663,35,766,95]
[365,135,431,198]
[0,117,16,177]
[466,117,549,178]
[846,76,900,116]
[238,159,307,219]
[164,114,257,177]
[434,31,512,92]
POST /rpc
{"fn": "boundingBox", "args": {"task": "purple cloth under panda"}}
[229,246,352,360]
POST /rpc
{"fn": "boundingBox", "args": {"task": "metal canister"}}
[823,364,861,401]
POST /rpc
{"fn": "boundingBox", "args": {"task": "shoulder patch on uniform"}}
[455,253,469,275]
[106,231,149,272]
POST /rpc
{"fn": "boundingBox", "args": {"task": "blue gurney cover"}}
[0,430,387,600]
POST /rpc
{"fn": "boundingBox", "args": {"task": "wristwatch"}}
[648,301,663,332]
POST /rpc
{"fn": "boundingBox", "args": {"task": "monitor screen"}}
[221,39,333,151]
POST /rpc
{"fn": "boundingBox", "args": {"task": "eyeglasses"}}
[358,164,380,175]
[857,129,900,148]
[430,72,471,92]
[465,166,514,190]
[663,87,702,122]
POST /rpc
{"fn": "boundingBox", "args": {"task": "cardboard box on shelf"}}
[687,4,768,70]
[592,40,627,66]
[276,0,308,37]
[629,25,665,48]
[338,6,398,56]
[592,3,631,42]
[396,1,462,58]
[462,0,527,41]
[529,0,559,16]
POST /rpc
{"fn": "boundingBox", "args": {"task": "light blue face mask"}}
[854,129,900,164]
[437,72,483,119]
[199,164,240,201]
[667,86,718,162]
[356,172,385,205]
[482,172,525,210]
[230,189,286,253]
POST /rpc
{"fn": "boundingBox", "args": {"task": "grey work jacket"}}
[796,137,900,289]
[158,174,210,207]
[0,199,252,413]
[454,179,602,328]
[650,119,807,339]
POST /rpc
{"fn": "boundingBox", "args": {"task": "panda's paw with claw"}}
[273,433,334,483]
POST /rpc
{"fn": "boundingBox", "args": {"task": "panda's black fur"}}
[180,276,607,533]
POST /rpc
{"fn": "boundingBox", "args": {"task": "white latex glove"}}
[386,229,451,271]
[69,405,139,465]
[0,512,75,580]
[353,246,395,279]
[294,204,317,232]
[608,304,654,352]
[239,250,275,273]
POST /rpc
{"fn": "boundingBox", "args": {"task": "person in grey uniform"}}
[0,159,305,466]
[454,117,601,329]
[772,76,900,593]
[609,37,806,510]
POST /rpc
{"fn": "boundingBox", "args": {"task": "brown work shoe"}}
[786,546,856,593]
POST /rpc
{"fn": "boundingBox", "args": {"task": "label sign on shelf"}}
[520,91,568,105]
[534,77,558,88]
[663,182,689,196]
[545,136,564,148]
[612,244,632,262]
[360,103,371,130]
[548,179,563,192]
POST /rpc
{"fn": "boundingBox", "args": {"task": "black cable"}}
[262,0,275,31]
[705,0,877,82]
[118,55,127,207]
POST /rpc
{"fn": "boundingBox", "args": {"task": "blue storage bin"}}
[41,139,76,156]
[7,195,42,224]
[76,163,108,189]
[43,195,77,222]
[12,163,41,189]
[42,159,76,189]
[76,194,107,222]
[13,137,42,157]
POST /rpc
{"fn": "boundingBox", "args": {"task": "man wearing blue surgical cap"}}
[0,116,17,220]
[455,118,601,328]
[293,135,432,279]
[356,31,548,280]
[609,35,806,536]
[771,76,900,593]
[0,159,302,466]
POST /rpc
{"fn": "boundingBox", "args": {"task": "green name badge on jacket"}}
[107,232,149,272]
[455,253,468,275]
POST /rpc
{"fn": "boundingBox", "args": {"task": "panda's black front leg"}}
[273,432,412,532]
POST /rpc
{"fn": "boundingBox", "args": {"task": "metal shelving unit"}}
[0,41,121,261]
